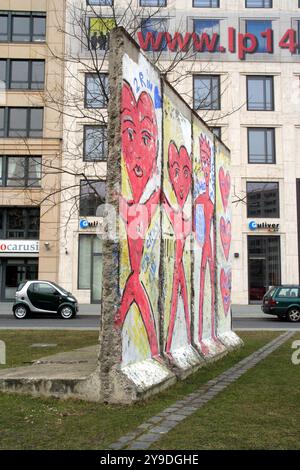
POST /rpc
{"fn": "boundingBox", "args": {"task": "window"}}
[84,126,107,161]
[87,1,112,5]
[0,108,4,137]
[248,128,275,163]
[245,0,272,7]
[140,18,169,51]
[78,234,103,302]
[140,1,166,5]
[1,108,43,138]
[80,180,106,216]
[89,18,116,51]
[247,76,274,111]
[245,20,272,52]
[211,127,221,139]
[194,75,220,110]
[0,12,46,43]
[247,182,279,218]
[85,74,108,108]
[29,283,56,295]
[193,1,220,7]
[0,207,40,238]
[0,108,43,138]
[0,59,6,85]
[0,60,45,89]
[277,287,299,298]
[193,19,220,51]
[0,156,42,187]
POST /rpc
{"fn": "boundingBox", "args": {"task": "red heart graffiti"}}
[220,217,231,261]
[121,81,158,202]
[219,167,230,211]
[220,268,231,316]
[168,141,192,208]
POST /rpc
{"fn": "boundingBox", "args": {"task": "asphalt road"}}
[0,313,300,331]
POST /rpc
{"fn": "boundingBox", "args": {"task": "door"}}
[27,282,60,311]
[3,258,38,300]
[248,236,281,303]
[248,256,266,302]
[91,237,103,304]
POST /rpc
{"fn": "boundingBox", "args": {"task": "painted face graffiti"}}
[115,81,160,359]
[168,142,192,208]
[121,81,158,202]
[163,141,192,354]
[194,134,216,350]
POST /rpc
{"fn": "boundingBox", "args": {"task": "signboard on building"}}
[0,240,39,254]
[249,221,280,232]
[137,28,298,60]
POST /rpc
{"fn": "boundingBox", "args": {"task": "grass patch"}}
[152,333,300,450]
[0,331,279,450]
[0,330,99,370]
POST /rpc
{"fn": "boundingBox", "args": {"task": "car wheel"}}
[59,305,74,320]
[13,305,28,319]
[287,308,300,323]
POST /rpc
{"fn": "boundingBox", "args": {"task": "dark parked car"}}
[13,280,78,320]
[262,285,300,322]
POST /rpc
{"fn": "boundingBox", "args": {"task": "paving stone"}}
[127,442,149,450]
[135,433,160,443]
[163,406,181,413]
[165,414,187,422]
[137,422,152,431]
[147,416,163,424]
[108,443,125,450]
[117,433,140,443]
[149,425,174,434]
[174,409,195,417]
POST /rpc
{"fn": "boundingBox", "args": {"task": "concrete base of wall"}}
[218,332,244,351]
[194,337,228,362]
[0,339,243,404]
[0,346,102,402]
[164,345,205,379]
[105,358,176,404]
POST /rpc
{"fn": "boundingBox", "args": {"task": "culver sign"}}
[137,28,298,60]
[0,240,39,254]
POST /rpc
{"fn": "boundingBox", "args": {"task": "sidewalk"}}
[0,344,100,402]
[0,303,264,317]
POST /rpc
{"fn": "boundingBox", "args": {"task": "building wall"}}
[58,0,300,304]
[0,0,65,298]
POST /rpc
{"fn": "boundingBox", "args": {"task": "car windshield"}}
[49,282,69,295]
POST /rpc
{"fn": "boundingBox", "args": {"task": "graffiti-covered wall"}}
[99,28,242,404]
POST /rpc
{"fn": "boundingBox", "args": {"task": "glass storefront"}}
[0,258,38,300]
[248,235,281,303]
[78,234,103,303]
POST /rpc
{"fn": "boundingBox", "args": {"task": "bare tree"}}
[24,0,246,240]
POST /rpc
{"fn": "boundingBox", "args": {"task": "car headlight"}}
[67,297,76,302]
